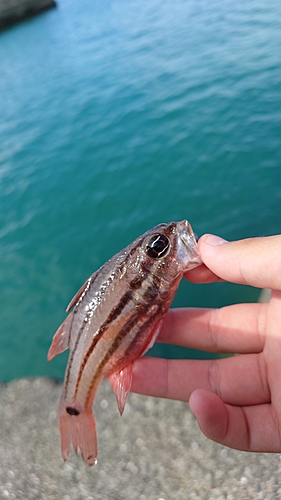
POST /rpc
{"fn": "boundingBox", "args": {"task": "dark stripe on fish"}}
[64,239,144,399]
[73,255,160,400]
[84,305,148,405]
[63,267,106,397]
[142,281,160,301]
[85,304,162,407]
[129,274,147,289]
[73,289,134,399]
[63,308,94,399]
[123,305,163,359]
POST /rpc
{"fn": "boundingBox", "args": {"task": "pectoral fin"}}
[139,319,162,357]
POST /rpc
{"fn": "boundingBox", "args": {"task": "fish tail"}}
[58,398,97,466]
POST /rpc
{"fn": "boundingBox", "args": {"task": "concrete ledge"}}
[0,0,56,30]
[0,377,280,498]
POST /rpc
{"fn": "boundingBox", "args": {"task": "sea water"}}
[0,0,281,381]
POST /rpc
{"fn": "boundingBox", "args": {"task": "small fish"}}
[48,220,201,466]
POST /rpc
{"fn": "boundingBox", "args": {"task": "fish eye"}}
[146,234,170,259]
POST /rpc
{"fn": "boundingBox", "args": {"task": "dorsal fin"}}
[66,271,97,312]
[47,311,74,361]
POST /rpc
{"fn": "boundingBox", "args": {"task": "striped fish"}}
[48,220,201,466]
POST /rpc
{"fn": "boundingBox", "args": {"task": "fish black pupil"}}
[146,234,170,258]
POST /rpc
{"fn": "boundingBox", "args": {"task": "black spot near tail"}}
[66,406,80,416]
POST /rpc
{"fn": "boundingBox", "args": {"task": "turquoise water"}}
[0,0,281,381]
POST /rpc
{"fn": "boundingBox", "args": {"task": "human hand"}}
[131,234,281,452]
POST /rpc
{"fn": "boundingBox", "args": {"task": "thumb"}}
[198,234,281,290]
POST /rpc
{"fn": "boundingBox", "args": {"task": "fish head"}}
[133,220,202,283]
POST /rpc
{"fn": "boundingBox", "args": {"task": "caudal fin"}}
[58,399,98,466]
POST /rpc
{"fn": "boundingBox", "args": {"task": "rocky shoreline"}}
[0,376,280,499]
[0,0,56,30]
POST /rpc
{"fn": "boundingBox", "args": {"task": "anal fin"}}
[107,320,162,414]
[108,363,133,415]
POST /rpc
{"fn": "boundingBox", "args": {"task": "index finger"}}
[158,305,265,353]
[198,234,281,290]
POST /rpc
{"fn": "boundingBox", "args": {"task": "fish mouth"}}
[178,220,202,269]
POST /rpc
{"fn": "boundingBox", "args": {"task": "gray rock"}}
[0,377,280,499]
[0,0,56,30]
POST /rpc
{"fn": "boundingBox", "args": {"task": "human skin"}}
[131,234,281,453]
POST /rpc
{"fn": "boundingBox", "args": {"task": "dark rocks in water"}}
[0,0,56,30]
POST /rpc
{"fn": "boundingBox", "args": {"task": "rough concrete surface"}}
[0,377,280,500]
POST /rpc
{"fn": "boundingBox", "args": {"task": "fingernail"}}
[204,234,228,246]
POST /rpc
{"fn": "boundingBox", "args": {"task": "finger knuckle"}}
[207,309,220,351]
[208,359,221,398]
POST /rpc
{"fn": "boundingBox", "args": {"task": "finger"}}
[199,234,281,290]
[189,389,281,452]
[184,263,222,284]
[158,306,266,353]
[131,354,270,406]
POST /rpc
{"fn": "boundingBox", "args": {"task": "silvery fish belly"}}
[48,220,201,466]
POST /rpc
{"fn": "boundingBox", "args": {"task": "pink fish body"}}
[48,220,201,466]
